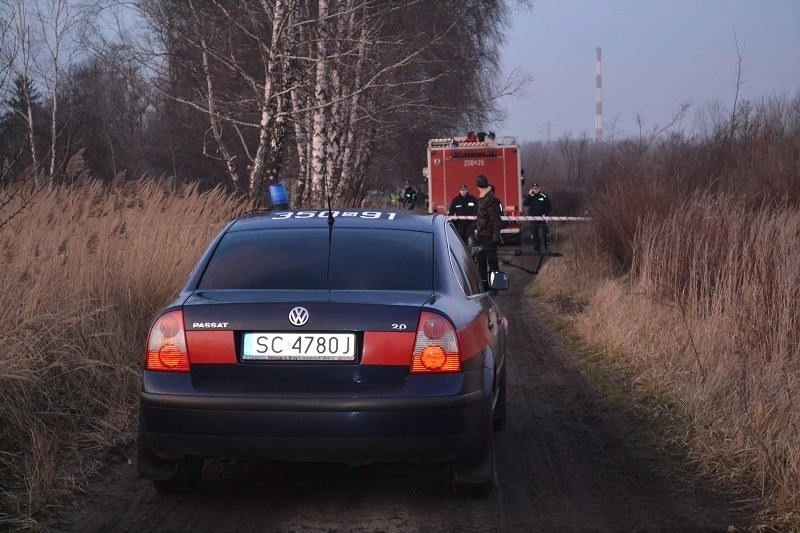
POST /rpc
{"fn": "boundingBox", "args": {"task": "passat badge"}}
[288,307,309,327]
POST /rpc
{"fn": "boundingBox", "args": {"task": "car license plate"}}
[242,333,356,361]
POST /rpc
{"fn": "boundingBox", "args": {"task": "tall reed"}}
[0,179,247,527]
[558,194,800,528]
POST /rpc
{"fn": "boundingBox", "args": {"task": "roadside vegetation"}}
[0,177,245,529]
[535,91,800,531]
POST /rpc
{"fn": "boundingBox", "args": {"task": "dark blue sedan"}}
[137,209,509,496]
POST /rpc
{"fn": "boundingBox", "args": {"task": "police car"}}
[137,209,509,497]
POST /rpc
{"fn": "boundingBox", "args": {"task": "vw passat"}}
[137,209,509,496]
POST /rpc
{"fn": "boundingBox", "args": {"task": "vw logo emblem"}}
[288,307,309,327]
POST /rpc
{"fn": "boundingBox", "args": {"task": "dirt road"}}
[41,262,751,532]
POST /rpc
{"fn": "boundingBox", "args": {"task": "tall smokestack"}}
[595,47,603,143]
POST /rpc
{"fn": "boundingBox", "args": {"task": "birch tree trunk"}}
[35,0,73,179]
[336,2,369,206]
[308,0,330,206]
[4,1,39,169]
[189,1,242,191]
[246,0,288,200]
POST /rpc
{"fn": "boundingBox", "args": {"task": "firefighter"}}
[448,184,478,244]
[522,182,552,252]
[402,181,418,210]
[474,174,503,287]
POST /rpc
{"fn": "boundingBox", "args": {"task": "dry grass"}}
[539,195,800,530]
[0,179,247,529]
[533,93,800,531]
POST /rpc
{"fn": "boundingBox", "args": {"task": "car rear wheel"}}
[451,432,494,498]
[137,418,204,494]
[152,456,204,494]
[493,369,507,431]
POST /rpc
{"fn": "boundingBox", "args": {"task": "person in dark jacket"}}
[474,174,503,286]
[402,181,418,210]
[522,182,552,252]
[448,184,478,243]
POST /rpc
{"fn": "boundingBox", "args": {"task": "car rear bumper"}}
[139,373,493,466]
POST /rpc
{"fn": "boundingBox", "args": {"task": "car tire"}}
[451,433,494,498]
[152,456,204,494]
[493,369,507,431]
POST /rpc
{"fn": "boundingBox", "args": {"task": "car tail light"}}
[411,311,460,373]
[146,310,190,372]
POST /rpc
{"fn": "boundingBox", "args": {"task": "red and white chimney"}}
[595,46,603,143]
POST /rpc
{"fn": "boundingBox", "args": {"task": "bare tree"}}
[107,0,515,206]
[33,0,90,178]
[292,0,517,207]
[558,132,589,185]
[728,30,747,143]
[1,0,39,168]
[634,101,691,149]
[0,0,92,181]
[58,52,155,181]
[0,10,14,105]
[126,0,309,199]
[0,8,45,230]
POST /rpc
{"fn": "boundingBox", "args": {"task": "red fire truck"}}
[424,134,524,242]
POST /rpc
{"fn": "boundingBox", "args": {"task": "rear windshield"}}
[198,228,433,291]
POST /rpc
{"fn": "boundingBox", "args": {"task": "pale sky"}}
[500,0,800,142]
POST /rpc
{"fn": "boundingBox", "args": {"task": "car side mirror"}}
[488,271,509,291]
